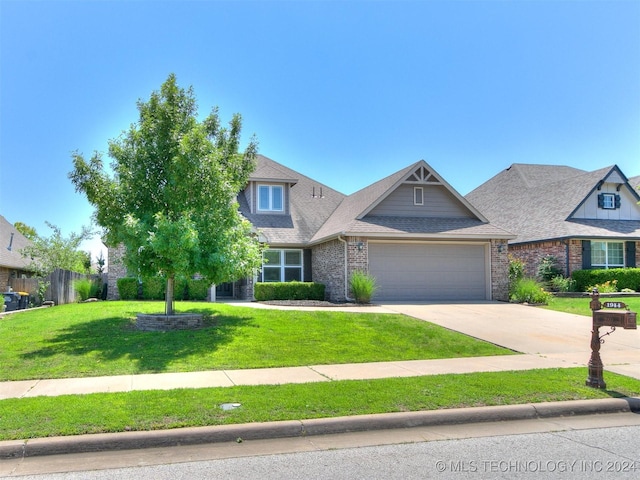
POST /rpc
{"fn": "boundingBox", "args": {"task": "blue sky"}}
[1,0,639,262]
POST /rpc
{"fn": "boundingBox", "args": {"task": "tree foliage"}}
[14,222,38,241]
[69,74,262,314]
[20,222,93,276]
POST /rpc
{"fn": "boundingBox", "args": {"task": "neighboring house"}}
[109,155,514,302]
[0,214,34,290]
[466,164,640,279]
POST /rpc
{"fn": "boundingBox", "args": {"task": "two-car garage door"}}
[368,242,489,301]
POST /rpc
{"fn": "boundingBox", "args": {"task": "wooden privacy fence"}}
[8,270,106,306]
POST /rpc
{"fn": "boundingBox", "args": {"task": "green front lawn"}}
[0,301,511,381]
[544,296,640,322]
[2,368,639,441]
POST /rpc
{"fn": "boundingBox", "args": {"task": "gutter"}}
[337,235,354,302]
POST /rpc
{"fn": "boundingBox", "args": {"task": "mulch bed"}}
[260,300,375,307]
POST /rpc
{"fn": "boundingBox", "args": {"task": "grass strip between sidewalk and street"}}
[2,368,640,441]
[0,301,512,381]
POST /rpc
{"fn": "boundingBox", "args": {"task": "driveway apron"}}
[381,302,640,369]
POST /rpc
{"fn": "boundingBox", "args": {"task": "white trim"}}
[590,240,625,268]
[414,186,424,206]
[261,248,304,282]
[257,184,284,212]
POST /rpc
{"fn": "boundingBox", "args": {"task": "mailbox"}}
[593,309,637,330]
[586,289,638,389]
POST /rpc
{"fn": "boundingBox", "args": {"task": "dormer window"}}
[598,193,620,210]
[258,185,283,212]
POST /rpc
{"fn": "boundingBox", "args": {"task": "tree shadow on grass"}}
[20,308,255,376]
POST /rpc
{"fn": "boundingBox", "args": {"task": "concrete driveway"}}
[381,301,640,377]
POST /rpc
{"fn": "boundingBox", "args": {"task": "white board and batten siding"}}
[368,242,490,301]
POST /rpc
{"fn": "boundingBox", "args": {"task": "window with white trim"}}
[598,193,620,210]
[262,249,302,282]
[258,185,284,212]
[602,194,615,209]
[414,186,424,206]
[591,241,624,268]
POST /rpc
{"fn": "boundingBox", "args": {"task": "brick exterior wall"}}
[107,244,127,300]
[490,240,510,301]
[311,238,347,302]
[0,267,10,292]
[508,240,568,278]
[509,239,640,280]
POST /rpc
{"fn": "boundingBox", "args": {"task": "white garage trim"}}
[367,240,491,301]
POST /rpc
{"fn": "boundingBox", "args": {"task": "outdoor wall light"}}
[497,243,505,253]
[357,242,364,251]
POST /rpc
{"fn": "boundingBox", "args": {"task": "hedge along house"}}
[466,164,640,279]
[108,155,515,302]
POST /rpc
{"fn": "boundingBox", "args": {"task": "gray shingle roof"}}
[0,215,33,270]
[466,164,640,244]
[239,155,345,245]
[240,156,513,246]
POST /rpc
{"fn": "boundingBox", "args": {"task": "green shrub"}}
[73,278,92,302]
[117,277,139,300]
[572,268,640,292]
[187,278,209,301]
[537,255,563,282]
[141,277,166,300]
[254,282,325,301]
[549,275,576,293]
[508,255,525,294]
[89,280,102,299]
[350,271,378,304]
[175,277,189,300]
[510,278,552,305]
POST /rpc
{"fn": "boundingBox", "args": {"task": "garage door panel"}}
[368,243,487,301]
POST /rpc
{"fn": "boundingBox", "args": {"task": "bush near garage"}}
[571,268,640,292]
[255,282,325,301]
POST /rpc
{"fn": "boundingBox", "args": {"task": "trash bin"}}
[18,292,29,309]
[3,292,19,311]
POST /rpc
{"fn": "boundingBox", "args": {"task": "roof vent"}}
[7,232,14,251]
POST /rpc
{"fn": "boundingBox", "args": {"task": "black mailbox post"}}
[586,289,637,389]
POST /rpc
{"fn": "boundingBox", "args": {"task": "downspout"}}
[338,235,354,302]
[562,240,570,277]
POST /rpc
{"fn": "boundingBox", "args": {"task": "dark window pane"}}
[284,267,302,282]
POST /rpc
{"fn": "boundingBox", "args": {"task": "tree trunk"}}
[165,276,175,316]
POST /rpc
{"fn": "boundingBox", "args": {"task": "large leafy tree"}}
[69,74,262,315]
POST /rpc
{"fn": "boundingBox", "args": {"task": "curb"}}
[1,397,639,459]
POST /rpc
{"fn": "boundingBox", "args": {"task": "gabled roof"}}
[0,215,33,271]
[239,156,514,246]
[310,160,512,243]
[249,159,299,185]
[466,164,640,244]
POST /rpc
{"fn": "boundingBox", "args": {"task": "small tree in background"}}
[20,222,94,277]
[70,74,262,315]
